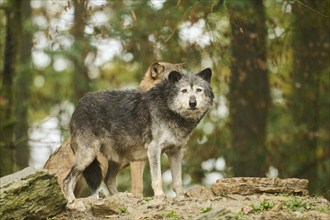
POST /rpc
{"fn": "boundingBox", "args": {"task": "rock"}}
[0,167,67,219]
[193,208,230,220]
[211,177,309,196]
[185,185,214,200]
[91,193,130,216]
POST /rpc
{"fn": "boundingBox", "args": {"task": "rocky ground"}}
[53,185,330,220]
[1,169,329,220]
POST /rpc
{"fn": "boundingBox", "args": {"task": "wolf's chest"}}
[152,123,190,152]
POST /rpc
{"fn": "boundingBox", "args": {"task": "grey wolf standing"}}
[63,68,214,206]
[131,62,183,195]
[44,62,183,197]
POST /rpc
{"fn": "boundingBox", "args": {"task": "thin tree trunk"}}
[0,0,22,176]
[15,0,32,170]
[227,0,270,177]
[71,0,91,103]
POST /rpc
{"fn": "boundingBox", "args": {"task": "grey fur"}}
[64,68,214,203]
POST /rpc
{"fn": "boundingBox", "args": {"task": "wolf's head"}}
[140,62,184,91]
[167,68,214,121]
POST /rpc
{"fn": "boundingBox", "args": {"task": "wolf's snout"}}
[189,99,197,108]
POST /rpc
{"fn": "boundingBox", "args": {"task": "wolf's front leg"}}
[147,142,164,197]
[166,148,184,196]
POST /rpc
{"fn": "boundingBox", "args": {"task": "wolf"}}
[132,62,184,195]
[44,62,183,197]
[63,68,214,205]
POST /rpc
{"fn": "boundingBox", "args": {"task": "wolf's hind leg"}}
[130,160,145,196]
[93,181,110,198]
[104,160,121,195]
[64,140,99,203]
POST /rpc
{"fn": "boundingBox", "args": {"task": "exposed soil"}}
[53,185,330,220]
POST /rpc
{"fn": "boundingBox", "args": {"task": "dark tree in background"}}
[290,0,330,196]
[15,0,33,170]
[71,0,92,103]
[226,0,270,177]
[0,0,22,176]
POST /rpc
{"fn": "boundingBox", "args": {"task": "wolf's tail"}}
[83,159,103,191]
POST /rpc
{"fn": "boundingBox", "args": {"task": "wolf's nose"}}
[189,100,197,108]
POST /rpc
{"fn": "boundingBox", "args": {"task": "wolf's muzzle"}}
[189,99,197,108]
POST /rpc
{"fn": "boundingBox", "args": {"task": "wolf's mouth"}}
[188,107,198,110]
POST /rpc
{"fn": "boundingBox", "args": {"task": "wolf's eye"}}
[181,89,187,93]
[196,88,203,93]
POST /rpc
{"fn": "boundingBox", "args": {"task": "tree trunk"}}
[227,0,270,177]
[0,0,22,177]
[15,0,33,170]
[0,167,67,219]
[291,0,330,196]
[71,0,91,104]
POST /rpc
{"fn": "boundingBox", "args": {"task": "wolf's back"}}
[70,90,151,141]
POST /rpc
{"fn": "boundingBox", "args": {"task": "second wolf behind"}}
[64,68,214,205]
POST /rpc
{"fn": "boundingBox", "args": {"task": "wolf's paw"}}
[124,191,136,198]
[131,191,143,198]
[153,194,167,203]
[154,193,166,198]
[176,193,185,200]
[66,200,86,211]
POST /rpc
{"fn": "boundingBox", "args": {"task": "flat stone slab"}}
[211,177,309,196]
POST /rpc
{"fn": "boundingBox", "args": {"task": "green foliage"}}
[200,205,212,213]
[143,197,153,202]
[282,198,311,212]
[251,200,274,213]
[234,210,246,219]
[118,207,128,214]
[165,210,180,219]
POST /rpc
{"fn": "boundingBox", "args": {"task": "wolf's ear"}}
[175,63,185,69]
[197,68,212,83]
[168,71,182,84]
[150,62,165,79]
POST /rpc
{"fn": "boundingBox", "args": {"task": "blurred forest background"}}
[0,0,329,199]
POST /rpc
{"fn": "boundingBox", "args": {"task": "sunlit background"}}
[0,0,328,198]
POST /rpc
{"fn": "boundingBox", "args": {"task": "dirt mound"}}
[2,171,328,219]
[54,185,329,220]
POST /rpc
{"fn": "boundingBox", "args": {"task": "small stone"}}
[185,185,214,200]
